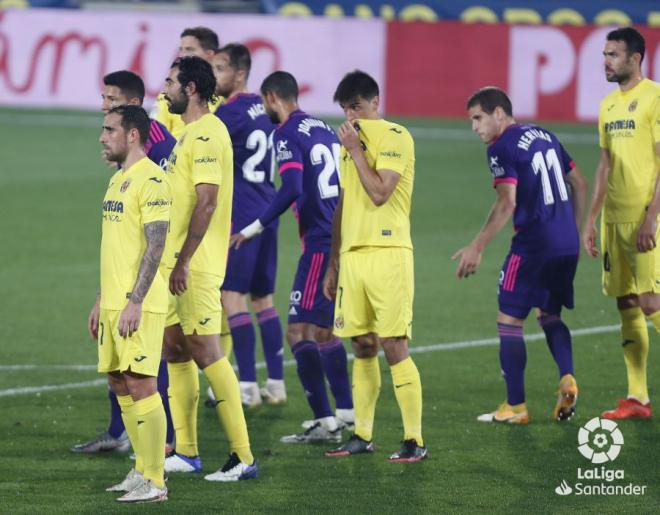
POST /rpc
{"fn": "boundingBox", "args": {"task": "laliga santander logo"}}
[577,417,624,464]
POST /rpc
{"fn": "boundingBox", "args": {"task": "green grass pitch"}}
[0,108,657,513]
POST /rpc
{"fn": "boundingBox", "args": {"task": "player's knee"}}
[286,325,305,347]
[352,335,378,358]
[250,294,273,313]
[107,372,127,396]
[381,336,409,365]
[638,294,660,317]
[315,327,334,345]
[617,294,639,311]
[221,290,248,315]
[163,325,190,362]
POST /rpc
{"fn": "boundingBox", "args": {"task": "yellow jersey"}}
[151,94,224,139]
[598,78,660,223]
[100,157,171,313]
[339,118,415,253]
[164,112,233,277]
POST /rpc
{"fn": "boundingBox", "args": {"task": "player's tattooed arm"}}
[129,220,169,304]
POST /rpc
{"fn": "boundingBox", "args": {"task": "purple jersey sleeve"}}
[558,143,575,174]
[273,128,304,175]
[258,169,303,227]
[146,120,175,170]
[488,144,518,187]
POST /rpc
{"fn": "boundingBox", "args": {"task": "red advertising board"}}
[385,22,660,121]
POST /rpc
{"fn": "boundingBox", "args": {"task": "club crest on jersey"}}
[120,179,131,193]
[628,100,638,113]
[334,315,344,330]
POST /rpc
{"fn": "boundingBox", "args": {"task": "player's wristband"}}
[240,219,264,239]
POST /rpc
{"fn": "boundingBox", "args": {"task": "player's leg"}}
[280,322,339,443]
[602,223,651,419]
[252,225,285,402]
[179,271,256,482]
[71,308,129,454]
[325,250,377,457]
[163,317,202,473]
[222,289,260,407]
[536,254,578,421]
[252,294,286,404]
[222,234,261,406]
[113,311,168,503]
[317,329,353,428]
[156,353,174,452]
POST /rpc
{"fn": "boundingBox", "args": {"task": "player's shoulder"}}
[133,156,165,179]
[599,87,619,108]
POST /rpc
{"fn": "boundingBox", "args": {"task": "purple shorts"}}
[288,249,334,328]
[222,224,278,296]
[498,252,578,319]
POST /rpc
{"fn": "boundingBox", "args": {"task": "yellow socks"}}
[390,357,423,446]
[134,393,166,489]
[620,307,649,404]
[167,360,200,457]
[117,394,142,473]
[220,312,233,360]
[204,357,253,464]
[352,356,381,442]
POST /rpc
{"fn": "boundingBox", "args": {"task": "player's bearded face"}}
[263,95,280,124]
[603,41,635,84]
[100,114,128,163]
[213,54,235,98]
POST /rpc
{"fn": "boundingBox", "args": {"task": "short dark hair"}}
[261,71,298,101]
[103,70,145,104]
[107,105,150,146]
[333,70,379,104]
[171,56,217,104]
[466,87,513,116]
[217,43,251,78]
[180,26,219,52]
[607,27,645,63]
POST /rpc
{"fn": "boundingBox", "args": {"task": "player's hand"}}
[169,261,190,295]
[118,301,142,338]
[88,297,101,340]
[338,120,361,153]
[452,245,482,278]
[323,265,338,300]
[581,223,600,257]
[229,232,247,250]
[637,216,657,252]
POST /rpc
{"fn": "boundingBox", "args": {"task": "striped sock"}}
[497,323,526,405]
[228,312,257,382]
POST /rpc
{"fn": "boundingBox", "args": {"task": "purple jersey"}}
[215,94,276,227]
[488,124,578,256]
[271,110,340,249]
[145,119,176,170]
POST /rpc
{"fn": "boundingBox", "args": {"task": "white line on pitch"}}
[0,323,621,397]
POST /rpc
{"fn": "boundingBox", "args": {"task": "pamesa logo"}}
[553,417,648,497]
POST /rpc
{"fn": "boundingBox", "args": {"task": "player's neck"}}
[120,149,146,171]
[279,103,300,124]
[618,73,643,93]
[182,98,210,124]
[228,85,248,100]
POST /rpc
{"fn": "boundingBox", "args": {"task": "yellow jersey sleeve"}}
[190,134,223,186]
[374,125,414,176]
[139,175,171,225]
[651,93,660,144]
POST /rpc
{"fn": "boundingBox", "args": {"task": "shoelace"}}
[221,453,241,472]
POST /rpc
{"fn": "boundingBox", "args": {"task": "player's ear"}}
[370,95,380,112]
